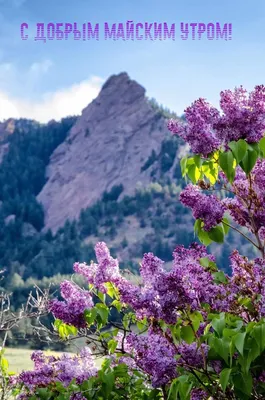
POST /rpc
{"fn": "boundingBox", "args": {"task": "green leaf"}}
[180,157,188,177]
[108,339,118,354]
[111,299,122,313]
[167,378,179,400]
[245,339,260,372]
[97,292,106,303]
[220,368,232,392]
[198,230,212,245]
[259,136,265,157]
[228,139,247,163]
[219,150,235,183]
[180,325,195,344]
[239,146,258,175]
[95,303,109,325]
[84,308,97,325]
[233,372,253,397]
[208,225,224,243]
[101,357,111,370]
[233,332,246,356]
[194,219,213,246]
[1,357,8,372]
[122,312,135,330]
[105,282,118,298]
[202,161,218,185]
[193,154,202,168]
[223,328,239,338]
[238,297,255,312]
[222,217,230,234]
[54,320,78,339]
[210,336,230,364]
[189,311,203,333]
[211,313,226,337]
[199,258,218,272]
[57,395,67,400]
[136,319,147,331]
[251,323,265,352]
[102,371,115,396]
[246,321,256,333]
[194,219,201,235]
[187,164,201,184]
[199,257,210,267]
[212,271,228,284]
[35,388,50,400]
[168,376,192,400]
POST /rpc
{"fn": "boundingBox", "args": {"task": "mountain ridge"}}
[37,72,178,232]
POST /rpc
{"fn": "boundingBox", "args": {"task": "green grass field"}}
[5,348,103,373]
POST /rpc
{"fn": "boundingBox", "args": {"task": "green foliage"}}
[102,185,124,202]
[219,150,236,183]
[147,97,178,119]
[141,150,157,171]
[54,320,78,340]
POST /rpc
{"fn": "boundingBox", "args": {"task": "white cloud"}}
[0,60,53,93]
[0,76,103,122]
[29,60,53,76]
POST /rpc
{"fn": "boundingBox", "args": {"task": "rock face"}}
[37,72,170,233]
[0,119,16,164]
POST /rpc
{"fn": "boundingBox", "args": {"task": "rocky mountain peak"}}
[37,72,170,233]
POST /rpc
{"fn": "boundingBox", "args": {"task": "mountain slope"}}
[37,72,176,232]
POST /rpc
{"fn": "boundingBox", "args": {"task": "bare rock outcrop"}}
[37,72,170,233]
[0,118,16,164]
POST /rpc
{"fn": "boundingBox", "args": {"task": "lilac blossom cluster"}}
[15,235,265,396]
[229,250,265,317]
[168,85,265,155]
[49,280,93,328]
[73,242,120,292]
[72,242,227,326]
[168,98,220,157]
[222,162,265,234]
[45,230,265,392]
[190,388,209,400]
[126,330,178,387]
[179,184,225,230]
[17,348,97,398]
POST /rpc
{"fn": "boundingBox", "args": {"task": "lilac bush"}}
[4,85,265,399]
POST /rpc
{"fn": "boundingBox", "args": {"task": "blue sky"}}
[0,0,264,122]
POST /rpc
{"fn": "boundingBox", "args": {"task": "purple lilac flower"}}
[222,162,265,233]
[176,342,209,369]
[258,371,265,383]
[190,388,209,400]
[70,393,87,400]
[140,253,164,285]
[179,184,225,231]
[126,330,178,387]
[49,280,93,328]
[168,98,220,157]
[17,348,98,393]
[216,85,265,144]
[82,243,229,324]
[168,85,265,156]
[74,242,121,292]
[228,250,265,318]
